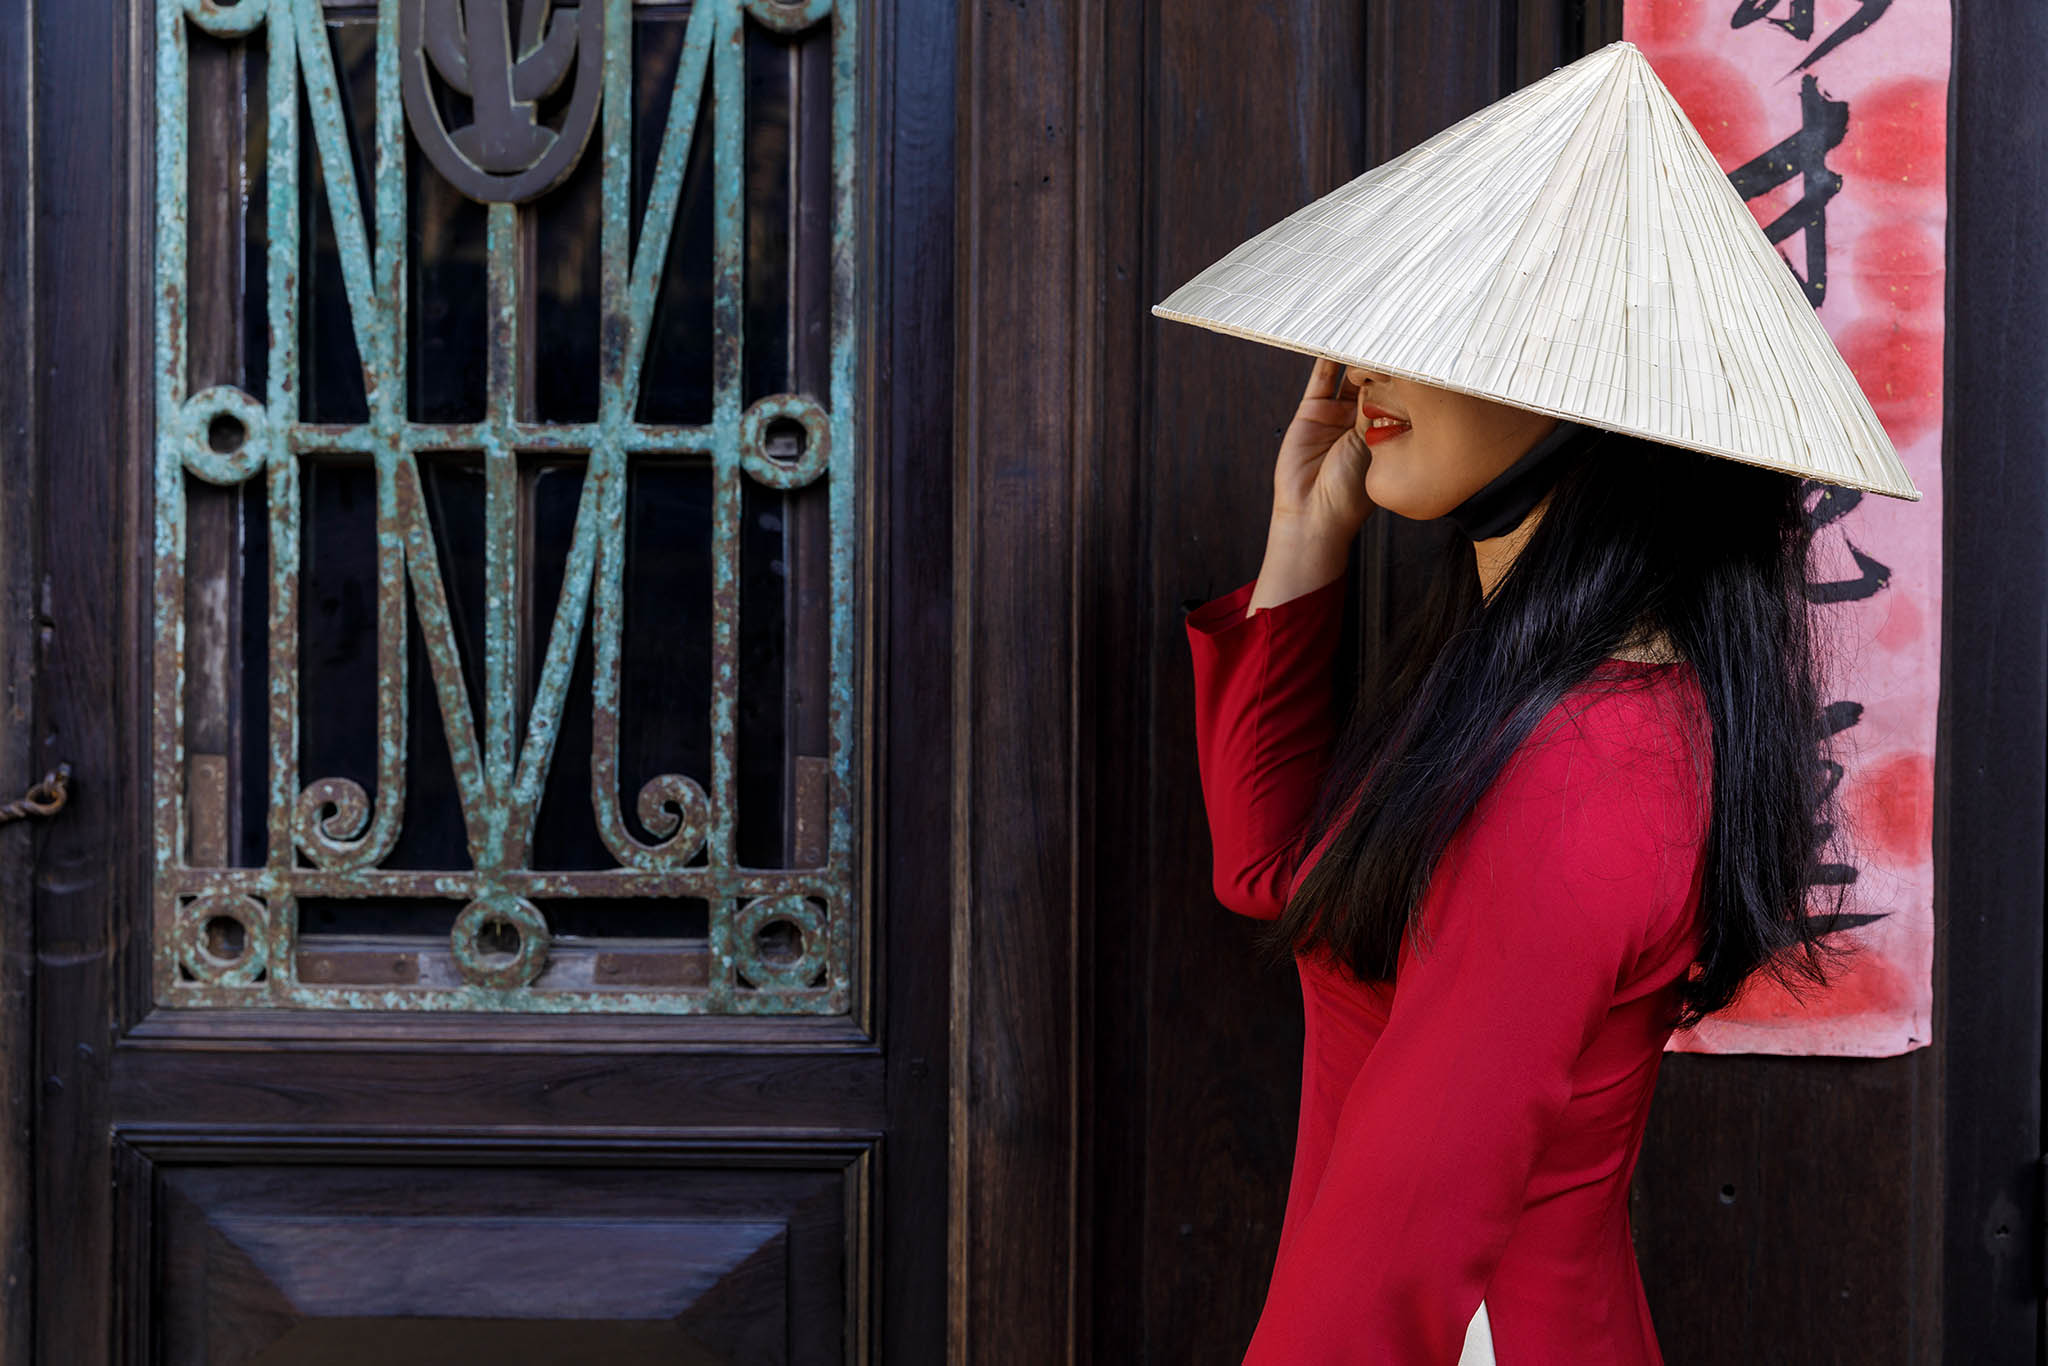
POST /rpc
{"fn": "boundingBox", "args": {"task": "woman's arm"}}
[1186,569,1348,918]
[1238,687,1710,1363]
[1184,357,1377,918]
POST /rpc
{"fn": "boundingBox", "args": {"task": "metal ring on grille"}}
[739,394,831,490]
[179,385,271,485]
[452,891,552,990]
[732,893,828,991]
[742,0,834,34]
[183,0,268,38]
[174,893,271,987]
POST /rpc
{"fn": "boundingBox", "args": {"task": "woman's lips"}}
[1359,403,1411,448]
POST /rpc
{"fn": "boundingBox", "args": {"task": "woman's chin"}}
[1363,472,1456,523]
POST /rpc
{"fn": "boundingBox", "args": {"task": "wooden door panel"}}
[112,1044,885,1130]
[155,1161,857,1363]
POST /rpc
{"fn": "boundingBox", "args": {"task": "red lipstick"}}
[1358,401,1412,448]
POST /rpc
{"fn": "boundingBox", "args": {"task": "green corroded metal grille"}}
[151,0,858,1011]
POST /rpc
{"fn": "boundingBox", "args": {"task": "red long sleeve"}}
[1187,574,1710,1366]
[1185,575,1348,919]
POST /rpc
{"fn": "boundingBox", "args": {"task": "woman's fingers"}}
[1296,397,1358,427]
[1301,356,1345,402]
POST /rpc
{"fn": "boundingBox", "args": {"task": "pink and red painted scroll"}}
[1622,0,1948,1056]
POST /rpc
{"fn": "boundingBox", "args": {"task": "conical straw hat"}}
[1152,41,1919,501]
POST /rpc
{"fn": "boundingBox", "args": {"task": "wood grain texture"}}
[951,0,1087,1357]
[0,0,36,1360]
[872,0,957,1362]
[33,0,144,1358]
[1081,2,1146,1363]
[152,1161,850,1363]
[1936,0,2048,1359]
[111,1045,886,1130]
[1633,1052,1938,1364]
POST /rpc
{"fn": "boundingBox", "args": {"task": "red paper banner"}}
[1622,0,1947,1056]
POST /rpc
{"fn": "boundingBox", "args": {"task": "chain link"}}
[0,764,71,825]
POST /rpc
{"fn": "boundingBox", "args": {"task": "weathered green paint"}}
[152,0,859,1012]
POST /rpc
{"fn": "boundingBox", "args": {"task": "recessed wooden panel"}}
[157,1163,851,1364]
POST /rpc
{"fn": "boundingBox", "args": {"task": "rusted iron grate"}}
[152,0,859,1012]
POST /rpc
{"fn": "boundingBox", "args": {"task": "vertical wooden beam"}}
[875,0,957,1360]
[0,0,34,1359]
[1940,0,2047,1356]
[951,0,1091,1359]
[1083,1,1148,1360]
[1581,0,1626,48]
[31,0,143,1358]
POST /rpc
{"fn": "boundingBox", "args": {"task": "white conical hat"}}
[1153,41,1919,501]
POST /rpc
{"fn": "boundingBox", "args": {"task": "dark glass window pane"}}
[620,461,716,843]
[408,143,490,422]
[297,458,382,815]
[634,13,715,425]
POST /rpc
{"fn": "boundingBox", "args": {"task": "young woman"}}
[1186,357,1854,1364]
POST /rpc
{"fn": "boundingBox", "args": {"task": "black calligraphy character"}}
[1804,480,1858,531]
[1800,488,1885,903]
[1810,701,1860,892]
[1727,76,1848,309]
[1809,703,1886,930]
[1731,0,1893,71]
[1732,0,1814,40]
[1805,542,1893,604]
[1800,482,1893,604]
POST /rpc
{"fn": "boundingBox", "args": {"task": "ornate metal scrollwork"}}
[151,0,860,1013]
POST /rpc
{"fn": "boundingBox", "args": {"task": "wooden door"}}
[3,0,955,1360]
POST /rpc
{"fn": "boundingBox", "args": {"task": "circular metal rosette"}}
[183,0,268,38]
[742,0,834,34]
[731,893,829,992]
[174,893,271,987]
[451,891,552,991]
[739,394,832,491]
[177,385,271,485]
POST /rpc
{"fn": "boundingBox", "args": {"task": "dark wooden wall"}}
[1936,0,2048,1360]
[951,2,2035,1364]
[0,0,36,1361]
[873,0,959,1360]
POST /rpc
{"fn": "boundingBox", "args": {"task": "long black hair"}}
[1257,432,1861,1029]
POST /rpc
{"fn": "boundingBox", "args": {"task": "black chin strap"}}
[1444,418,1604,541]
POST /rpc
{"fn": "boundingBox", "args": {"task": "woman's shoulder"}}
[1558,657,1708,750]
[1490,660,1712,846]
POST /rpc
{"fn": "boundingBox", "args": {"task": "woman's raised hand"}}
[1272,356,1375,534]
[1248,358,1375,613]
